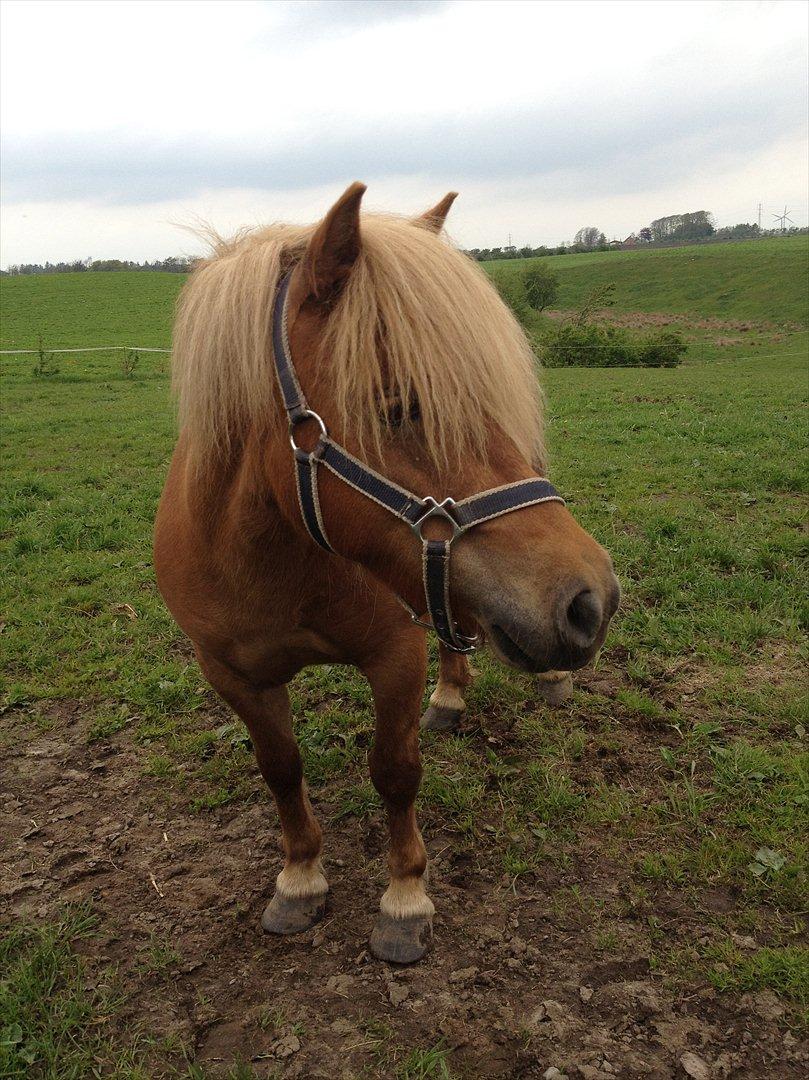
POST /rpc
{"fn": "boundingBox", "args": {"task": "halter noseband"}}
[272,271,565,654]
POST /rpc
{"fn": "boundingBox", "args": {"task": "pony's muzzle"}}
[475,571,620,674]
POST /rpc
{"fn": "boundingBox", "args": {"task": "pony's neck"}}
[186,431,291,556]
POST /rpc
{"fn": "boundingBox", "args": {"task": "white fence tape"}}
[0,345,170,355]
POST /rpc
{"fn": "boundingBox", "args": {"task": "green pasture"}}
[1,242,808,1076]
[0,270,183,351]
[1,236,806,360]
[484,235,809,327]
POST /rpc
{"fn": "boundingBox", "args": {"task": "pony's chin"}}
[485,623,550,674]
[483,619,598,674]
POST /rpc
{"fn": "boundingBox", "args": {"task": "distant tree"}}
[639,227,653,243]
[714,222,761,240]
[465,239,614,262]
[522,264,559,312]
[1,254,195,275]
[91,259,128,271]
[649,214,675,241]
[649,211,714,242]
[676,211,715,240]
[573,226,606,251]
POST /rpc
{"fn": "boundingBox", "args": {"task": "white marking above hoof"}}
[276,859,328,899]
[429,685,467,712]
[380,878,435,920]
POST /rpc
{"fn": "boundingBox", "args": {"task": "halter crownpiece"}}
[272,270,566,653]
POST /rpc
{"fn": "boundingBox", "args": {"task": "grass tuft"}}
[0,904,147,1078]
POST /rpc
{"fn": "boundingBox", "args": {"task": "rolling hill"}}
[1,236,808,354]
[483,236,809,327]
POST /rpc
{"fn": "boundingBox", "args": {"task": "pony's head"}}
[173,183,619,672]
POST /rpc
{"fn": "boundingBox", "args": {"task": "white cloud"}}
[1,0,806,264]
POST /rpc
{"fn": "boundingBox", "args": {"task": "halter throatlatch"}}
[272,271,566,653]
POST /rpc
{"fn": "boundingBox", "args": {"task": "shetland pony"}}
[155,184,619,962]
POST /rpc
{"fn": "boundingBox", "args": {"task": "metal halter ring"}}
[409,497,465,543]
[289,409,328,452]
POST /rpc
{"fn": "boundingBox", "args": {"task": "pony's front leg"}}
[195,649,328,935]
[363,639,433,963]
[536,669,574,705]
[420,643,473,732]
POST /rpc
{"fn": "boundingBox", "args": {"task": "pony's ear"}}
[299,181,366,302]
[417,191,459,233]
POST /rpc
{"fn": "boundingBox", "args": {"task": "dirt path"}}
[2,709,805,1079]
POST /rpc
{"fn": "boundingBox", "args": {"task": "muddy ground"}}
[2,696,805,1080]
[543,310,803,336]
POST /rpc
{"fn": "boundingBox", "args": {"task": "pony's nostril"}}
[563,588,602,646]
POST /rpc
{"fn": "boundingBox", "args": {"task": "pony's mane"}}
[172,213,546,473]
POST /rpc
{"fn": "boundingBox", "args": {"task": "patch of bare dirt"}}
[2,704,806,1079]
[545,309,802,335]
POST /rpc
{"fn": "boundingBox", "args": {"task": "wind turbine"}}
[772,206,794,232]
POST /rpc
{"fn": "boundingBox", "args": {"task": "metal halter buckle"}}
[454,631,484,651]
[408,609,482,648]
[409,497,464,542]
[288,409,328,452]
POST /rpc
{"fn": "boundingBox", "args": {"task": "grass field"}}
[0,270,183,350]
[483,236,809,327]
[1,240,808,1078]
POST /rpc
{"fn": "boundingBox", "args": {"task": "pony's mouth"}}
[488,623,541,672]
[487,616,604,674]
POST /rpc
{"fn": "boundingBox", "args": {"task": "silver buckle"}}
[289,410,328,452]
[409,609,483,651]
[410,497,464,542]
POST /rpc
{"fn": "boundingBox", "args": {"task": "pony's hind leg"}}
[420,644,473,732]
[364,639,433,963]
[195,649,328,935]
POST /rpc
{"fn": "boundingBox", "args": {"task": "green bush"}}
[494,273,531,326]
[32,335,59,378]
[542,322,686,368]
[635,330,689,367]
[521,264,559,311]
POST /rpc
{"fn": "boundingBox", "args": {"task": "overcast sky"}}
[1,0,807,266]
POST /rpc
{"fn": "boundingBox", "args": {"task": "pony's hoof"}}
[261,890,327,935]
[420,705,464,732]
[536,673,573,706]
[369,913,433,964]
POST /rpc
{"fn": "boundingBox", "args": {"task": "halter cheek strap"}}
[272,271,565,653]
